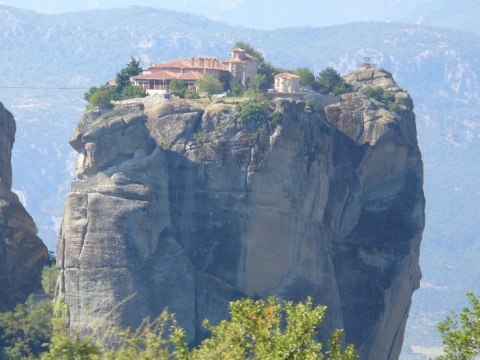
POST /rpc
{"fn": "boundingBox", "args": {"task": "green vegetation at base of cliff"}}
[0,296,53,359]
[3,291,479,359]
[0,296,357,360]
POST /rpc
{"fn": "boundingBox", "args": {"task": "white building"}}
[274,73,301,93]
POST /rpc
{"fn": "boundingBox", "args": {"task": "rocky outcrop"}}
[0,102,49,310]
[325,68,424,358]
[58,68,424,359]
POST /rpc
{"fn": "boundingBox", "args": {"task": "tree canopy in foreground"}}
[436,292,480,359]
[40,296,357,360]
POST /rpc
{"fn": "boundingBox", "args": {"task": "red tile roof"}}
[274,72,301,79]
[229,48,257,60]
[146,57,226,72]
[132,70,204,81]
[223,58,248,63]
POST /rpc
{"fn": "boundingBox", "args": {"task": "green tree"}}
[195,74,223,100]
[0,297,53,359]
[316,67,348,95]
[41,264,59,296]
[295,67,316,87]
[185,297,357,359]
[229,77,245,97]
[115,57,142,94]
[436,292,480,359]
[169,78,187,98]
[247,74,268,93]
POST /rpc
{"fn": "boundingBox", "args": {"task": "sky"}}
[0,0,432,30]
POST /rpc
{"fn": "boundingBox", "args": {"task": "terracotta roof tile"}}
[146,57,226,72]
[223,58,247,63]
[274,72,301,79]
[132,70,204,81]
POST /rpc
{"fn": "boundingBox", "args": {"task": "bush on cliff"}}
[88,89,113,110]
[120,84,147,100]
[235,99,265,127]
[360,86,400,113]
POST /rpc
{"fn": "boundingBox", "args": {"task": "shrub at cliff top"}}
[83,57,146,109]
[360,86,400,113]
[315,67,349,95]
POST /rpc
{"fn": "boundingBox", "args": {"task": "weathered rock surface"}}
[58,68,424,359]
[0,102,49,310]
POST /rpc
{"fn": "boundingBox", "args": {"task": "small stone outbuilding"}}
[274,73,301,93]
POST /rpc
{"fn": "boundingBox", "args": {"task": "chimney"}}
[199,57,204,67]
[191,57,194,66]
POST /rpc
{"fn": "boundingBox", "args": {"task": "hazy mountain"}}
[1,0,479,34]
[0,4,479,358]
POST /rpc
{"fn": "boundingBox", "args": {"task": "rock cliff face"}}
[0,102,49,310]
[58,68,424,359]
